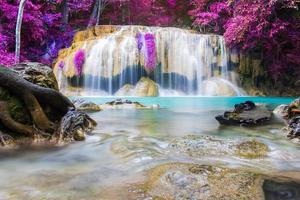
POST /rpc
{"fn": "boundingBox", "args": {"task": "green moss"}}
[235,140,269,159]
[0,87,31,124]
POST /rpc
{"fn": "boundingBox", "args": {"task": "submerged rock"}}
[235,140,269,159]
[132,163,264,200]
[216,101,272,126]
[100,98,159,110]
[72,99,102,112]
[169,135,269,159]
[115,77,159,97]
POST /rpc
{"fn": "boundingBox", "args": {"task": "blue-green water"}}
[75,96,295,109]
[0,97,299,199]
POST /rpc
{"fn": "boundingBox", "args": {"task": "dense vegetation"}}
[0,0,299,82]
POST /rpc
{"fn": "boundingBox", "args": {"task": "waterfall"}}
[55,26,243,96]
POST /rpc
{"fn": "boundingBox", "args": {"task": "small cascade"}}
[55,25,243,96]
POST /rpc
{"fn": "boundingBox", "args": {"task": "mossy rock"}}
[235,140,269,159]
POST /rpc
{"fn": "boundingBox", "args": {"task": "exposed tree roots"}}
[0,66,96,145]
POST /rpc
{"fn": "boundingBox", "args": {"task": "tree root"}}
[0,66,96,146]
[0,101,35,136]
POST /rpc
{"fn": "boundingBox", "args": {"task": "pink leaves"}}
[73,49,85,76]
[136,32,157,72]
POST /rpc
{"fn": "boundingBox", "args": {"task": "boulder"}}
[273,104,290,120]
[12,62,59,90]
[131,163,264,200]
[135,77,159,96]
[285,116,300,140]
[216,101,272,126]
[115,77,159,97]
[72,99,102,112]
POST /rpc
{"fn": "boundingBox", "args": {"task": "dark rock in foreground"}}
[216,101,272,126]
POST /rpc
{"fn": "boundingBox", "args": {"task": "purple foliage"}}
[144,33,157,71]
[73,49,85,76]
[136,33,144,51]
[59,60,65,69]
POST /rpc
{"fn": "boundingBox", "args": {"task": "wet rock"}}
[169,135,269,159]
[285,116,300,140]
[216,101,272,126]
[100,99,159,110]
[235,140,269,159]
[55,109,97,142]
[72,99,102,112]
[132,163,264,200]
[73,128,86,141]
[115,77,159,97]
[135,77,159,96]
[273,104,290,121]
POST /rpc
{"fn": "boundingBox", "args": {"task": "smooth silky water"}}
[0,97,300,199]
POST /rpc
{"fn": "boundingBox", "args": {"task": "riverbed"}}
[0,97,299,199]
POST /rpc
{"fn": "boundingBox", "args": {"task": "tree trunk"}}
[61,0,69,31]
[15,0,27,63]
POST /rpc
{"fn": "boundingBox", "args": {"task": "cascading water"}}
[54,25,244,96]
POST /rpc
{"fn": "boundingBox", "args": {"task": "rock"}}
[169,135,269,159]
[135,77,159,96]
[235,140,269,159]
[285,116,300,140]
[115,77,159,97]
[273,104,290,120]
[131,163,264,200]
[56,109,97,142]
[216,101,272,126]
[99,98,158,110]
[290,98,300,109]
[73,128,86,141]
[72,99,102,112]
[294,80,300,87]
[12,62,59,90]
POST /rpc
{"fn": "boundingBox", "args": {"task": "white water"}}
[56,26,243,96]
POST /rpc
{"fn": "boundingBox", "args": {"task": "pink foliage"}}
[73,49,85,76]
